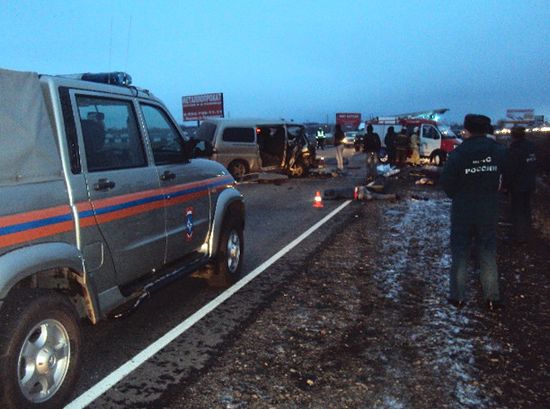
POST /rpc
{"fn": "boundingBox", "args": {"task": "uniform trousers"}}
[510,191,532,242]
[450,220,500,302]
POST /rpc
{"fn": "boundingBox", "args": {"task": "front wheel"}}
[0,289,81,409]
[209,216,244,287]
[430,151,446,166]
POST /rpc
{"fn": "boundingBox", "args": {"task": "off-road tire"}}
[209,216,244,287]
[0,289,81,409]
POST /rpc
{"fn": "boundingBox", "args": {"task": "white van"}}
[196,119,316,178]
[358,118,461,165]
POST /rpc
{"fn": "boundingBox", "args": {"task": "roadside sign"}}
[506,109,534,121]
[336,113,361,131]
[182,93,224,121]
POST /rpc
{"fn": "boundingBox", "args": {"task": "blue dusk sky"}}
[1,0,549,125]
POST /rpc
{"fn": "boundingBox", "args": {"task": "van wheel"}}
[0,289,81,409]
[228,161,248,181]
[288,160,307,177]
[209,216,244,287]
[430,151,445,166]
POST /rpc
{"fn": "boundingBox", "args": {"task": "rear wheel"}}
[209,216,244,287]
[227,160,248,181]
[0,289,81,409]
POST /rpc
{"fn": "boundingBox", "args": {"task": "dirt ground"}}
[160,163,550,409]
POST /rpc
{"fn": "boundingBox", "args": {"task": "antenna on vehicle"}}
[125,15,132,72]
[108,17,113,74]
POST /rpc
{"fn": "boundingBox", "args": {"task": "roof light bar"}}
[58,72,132,86]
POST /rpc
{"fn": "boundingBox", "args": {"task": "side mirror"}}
[188,139,214,158]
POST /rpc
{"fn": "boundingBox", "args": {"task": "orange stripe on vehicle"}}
[162,177,218,195]
[93,200,166,225]
[91,187,163,209]
[164,190,209,207]
[76,202,94,213]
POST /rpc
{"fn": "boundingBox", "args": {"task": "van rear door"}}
[257,125,286,168]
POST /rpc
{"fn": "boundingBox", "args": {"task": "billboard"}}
[336,113,361,131]
[506,109,534,122]
[182,93,224,121]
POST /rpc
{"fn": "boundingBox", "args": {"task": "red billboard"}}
[182,93,224,121]
[336,113,361,131]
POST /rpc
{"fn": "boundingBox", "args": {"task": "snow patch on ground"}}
[376,198,496,408]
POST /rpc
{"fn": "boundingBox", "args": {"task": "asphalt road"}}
[67,147,365,407]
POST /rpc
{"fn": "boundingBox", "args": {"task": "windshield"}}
[287,125,305,140]
[438,124,457,139]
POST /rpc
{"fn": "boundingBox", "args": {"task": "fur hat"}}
[463,114,491,134]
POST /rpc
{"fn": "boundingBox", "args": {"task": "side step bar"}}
[110,255,210,319]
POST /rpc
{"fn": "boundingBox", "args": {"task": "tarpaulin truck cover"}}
[0,68,63,185]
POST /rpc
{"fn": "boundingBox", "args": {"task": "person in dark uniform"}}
[395,127,410,167]
[384,126,397,165]
[440,114,506,310]
[363,124,381,181]
[504,126,537,243]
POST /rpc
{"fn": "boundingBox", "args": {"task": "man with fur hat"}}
[440,114,506,310]
[503,126,537,243]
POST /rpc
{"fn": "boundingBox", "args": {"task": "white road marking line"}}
[65,200,352,408]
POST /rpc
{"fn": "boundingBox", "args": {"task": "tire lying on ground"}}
[0,289,81,409]
[288,160,307,178]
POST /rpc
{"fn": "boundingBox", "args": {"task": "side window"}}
[222,127,255,143]
[422,125,440,140]
[76,95,147,172]
[141,104,186,165]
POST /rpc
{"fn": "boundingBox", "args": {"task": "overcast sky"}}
[1,0,548,124]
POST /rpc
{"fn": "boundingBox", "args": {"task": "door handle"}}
[160,170,176,181]
[94,178,116,191]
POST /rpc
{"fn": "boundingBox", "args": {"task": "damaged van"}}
[195,119,317,179]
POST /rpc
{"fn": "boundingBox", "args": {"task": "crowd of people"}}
[332,114,538,311]
[382,126,421,167]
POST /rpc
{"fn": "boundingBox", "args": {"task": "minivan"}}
[195,119,316,178]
